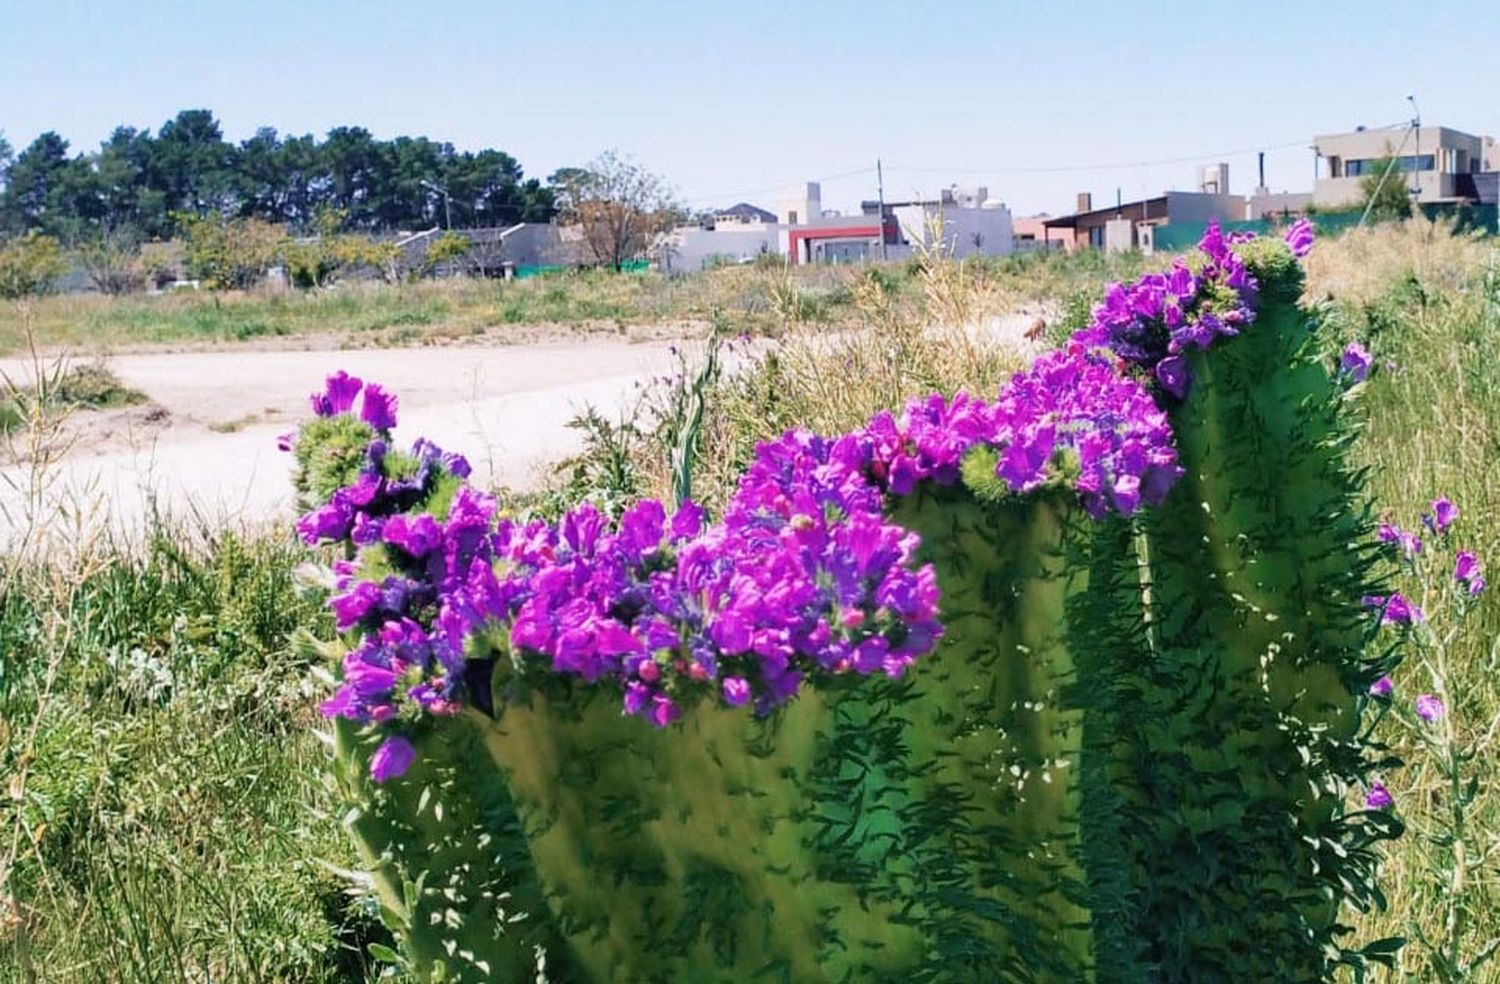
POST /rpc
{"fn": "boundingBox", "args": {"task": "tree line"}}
[0,109,559,242]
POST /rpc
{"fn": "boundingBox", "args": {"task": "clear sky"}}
[2,0,1495,216]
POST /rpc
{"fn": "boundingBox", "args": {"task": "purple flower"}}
[1340,342,1372,382]
[360,382,399,432]
[1469,575,1487,596]
[722,676,751,706]
[276,431,296,452]
[1154,355,1191,400]
[1284,217,1315,259]
[1455,550,1481,585]
[1369,675,1394,697]
[1427,497,1458,534]
[370,735,416,783]
[1415,694,1444,722]
[1365,781,1393,810]
[1377,521,1422,558]
[311,370,363,417]
[1363,592,1424,625]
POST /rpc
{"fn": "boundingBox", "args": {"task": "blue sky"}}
[2,0,1495,215]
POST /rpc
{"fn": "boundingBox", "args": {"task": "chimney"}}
[1076,192,1092,214]
[805,182,822,222]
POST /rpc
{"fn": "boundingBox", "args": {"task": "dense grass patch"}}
[0,529,390,981]
[0,249,1153,354]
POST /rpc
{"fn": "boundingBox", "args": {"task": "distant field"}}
[0,248,1153,354]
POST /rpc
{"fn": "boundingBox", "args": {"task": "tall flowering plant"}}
[1364,497,1496,981]
[292,222,1403,982]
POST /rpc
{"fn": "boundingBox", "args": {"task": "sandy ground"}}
[0,338,718,549]
[0,306,1047,552]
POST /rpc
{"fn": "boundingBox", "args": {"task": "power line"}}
[678,166,875,205]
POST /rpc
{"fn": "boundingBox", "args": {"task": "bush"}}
[0,232,69,300]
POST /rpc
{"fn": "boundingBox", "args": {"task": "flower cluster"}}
[772,344,1183,520]
[293,370,947,781]
[1072,221,1262,399]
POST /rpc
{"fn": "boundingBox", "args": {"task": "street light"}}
[1406,94,1422,201]
[420,179,452,230]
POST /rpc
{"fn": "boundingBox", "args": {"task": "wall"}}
[1164,192,1246,226]
[892,204,1015,258]
[662,225,780,272]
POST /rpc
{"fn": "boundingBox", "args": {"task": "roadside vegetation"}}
[2,219,1496,980]
[0,246,1151,354]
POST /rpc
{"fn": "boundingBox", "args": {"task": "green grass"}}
[0,528,390,981]
[1309,227,1500,977]
[1,362,147,435]
[0,249,1155,354]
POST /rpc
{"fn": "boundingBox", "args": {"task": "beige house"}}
[1312,125,1487,207]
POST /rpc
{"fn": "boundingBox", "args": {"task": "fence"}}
[1151,203,1498,253]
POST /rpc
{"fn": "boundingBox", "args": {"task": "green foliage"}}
[0,529,387,981]
[0,232,69,299]
[1081,245,1400,979]
[292,414,379,507]
[1,110,557,240]
[423,231,473,274]
[178,212,287,290]
[1360,157,1415,222]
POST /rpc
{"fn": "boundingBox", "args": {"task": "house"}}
[1043,188,1244,253]
[870,185,1015,262]
[710,202,778,226]
[395,223,589,277]
[1312,125,1488,208]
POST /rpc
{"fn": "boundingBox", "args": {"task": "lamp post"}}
[1407,94,1422,203]
[420,179,452,230]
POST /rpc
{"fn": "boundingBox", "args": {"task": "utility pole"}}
[420,179,452,230]
[876,158,889,261]
[1408,94,1422,204]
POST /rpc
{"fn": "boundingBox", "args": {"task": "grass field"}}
[2,222,1496,980]
[0,248,1152,354]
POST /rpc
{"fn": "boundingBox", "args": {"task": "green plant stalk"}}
[390,483,1097,982]
[333,709,569,982]
[1099,244,1397,979]
[879,482,1094,981]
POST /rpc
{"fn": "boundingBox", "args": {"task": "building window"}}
[1088,226,1105,248]
[1345,155,1435,177]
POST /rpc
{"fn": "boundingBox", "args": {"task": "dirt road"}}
[1,339,710,548]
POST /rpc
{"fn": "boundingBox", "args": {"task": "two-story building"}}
[1312,125,1487,208]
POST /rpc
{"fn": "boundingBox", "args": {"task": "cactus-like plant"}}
[1073,225,1401,980]
[289,221,1402,982]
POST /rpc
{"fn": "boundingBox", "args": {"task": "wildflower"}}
[1340,342,1372,382]
[1154,355,1190,400]
[310,370,363,417]
[1415,694,1444,722]
[1362,592,1424,625]
[1284,217,1315,258]
[722,677,751,707]
[1468,575,1487,596]
[1364,781,1393,810]
[370,735,416,783]
[360,382,399,432]
[1426,497,1458,534]
[1369,675,1394,697]
[1377,520,1421,558]
[1454,550,1481,586]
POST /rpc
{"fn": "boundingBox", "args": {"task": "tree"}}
[179,213,285,289]
[553,152,679,270]
[0,232,70,299]
[422,231,473,276]
[75,226,145,295]
[1359,157,1414,222]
